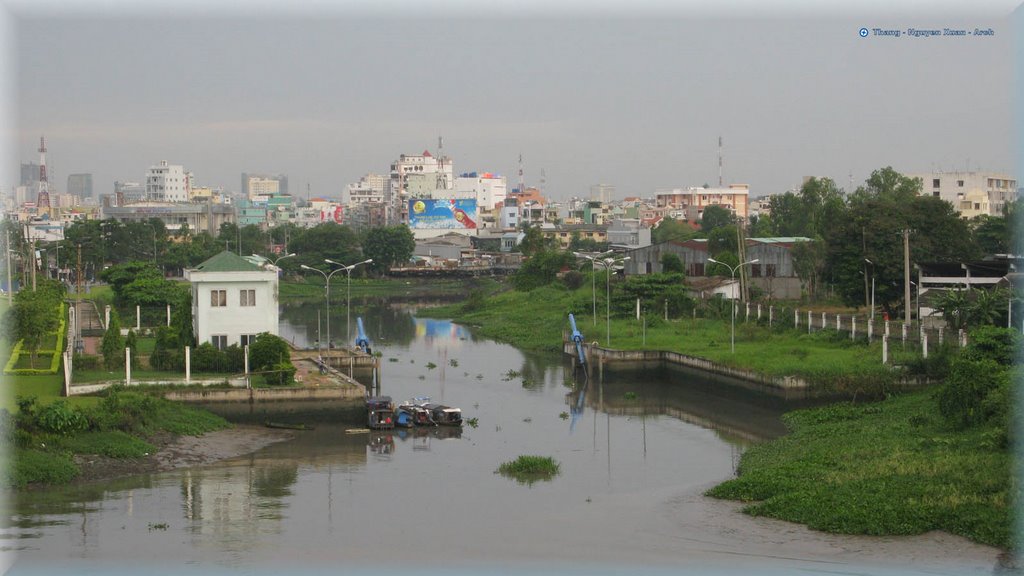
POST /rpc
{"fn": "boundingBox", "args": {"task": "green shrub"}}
[936,358,1009,429]
[192,342,227,373]
[262,361,297,386]
[34,400,88,436]
[73,354,103,371]
[561,270,584,290]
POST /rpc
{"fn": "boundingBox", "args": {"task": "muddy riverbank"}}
[69,425,294,485]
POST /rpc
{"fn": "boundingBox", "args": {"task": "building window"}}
[211,290,227,307]
[765,264,777,277]
[240,289,256,306]
[211,335,228,350]
[690,263,705,277]
[750,264,762,278]
[933,191,940,197]
[932,179,940,188]
[957,180,964,187]
[240,334,258,347]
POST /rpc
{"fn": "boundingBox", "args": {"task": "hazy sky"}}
[4,2,1020,202]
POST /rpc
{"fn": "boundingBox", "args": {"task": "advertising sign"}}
[408,198,478,229]
[320,205,344,224]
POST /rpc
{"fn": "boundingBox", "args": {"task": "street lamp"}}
[573,250,614,326]
[270,252,296,267]
[327,258,373,344]
[865,258,875,321]
[300,263,346,351]
[594,256,630,346]
[707,257,759,353]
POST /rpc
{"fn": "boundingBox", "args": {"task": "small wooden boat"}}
[366,396,395,430]
[396,397,435,427]
[264,421,315,431]
[421,402,463,427]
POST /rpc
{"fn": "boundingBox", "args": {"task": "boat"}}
[395,397,435,427]
[421,402,463,427]
[366,396,395,429]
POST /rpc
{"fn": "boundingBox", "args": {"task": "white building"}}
[388,150,454,223]
[453,172,507,210]
[186,251,279,350]
[346,173,387,205]
[146,161,192,203]
[908,170,1017,217]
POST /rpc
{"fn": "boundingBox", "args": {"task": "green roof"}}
[192,251,264,273]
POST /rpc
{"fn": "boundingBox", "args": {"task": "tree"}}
[826,168,980,311]
[102,312,125,370]
[517,225,556,257]
[289,223,362,271]
[699,205,734,236]
[362,225,415,271]
[660,253,685,274]
[249,333,295,386]
[513,249,575,291]
[8,287,62,368]
[651,217,695,244]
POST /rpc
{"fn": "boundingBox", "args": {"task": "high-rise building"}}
[67,173,93,199]
[242,173,288,200]
[388,150,454,223]
[20,162,40,187]
[346,173,388,205]
[146,161,191,202]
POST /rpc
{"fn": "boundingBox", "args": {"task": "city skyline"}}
[3,3,1018,203]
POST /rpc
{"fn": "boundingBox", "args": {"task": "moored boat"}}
[421,403,462,426]
[396,397,435,427]
[366,396,395,429]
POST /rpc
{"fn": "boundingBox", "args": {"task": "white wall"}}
[189,270,278,348]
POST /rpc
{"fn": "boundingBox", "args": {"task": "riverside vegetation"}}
[425,271,1015,549]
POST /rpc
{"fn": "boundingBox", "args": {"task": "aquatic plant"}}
[426,362,437,370]
[466,417,479,428]
[559,412,569,420]
[496,455,560,485]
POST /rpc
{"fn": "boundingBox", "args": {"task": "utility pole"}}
[902,229,912,325]
[30,238,36,291]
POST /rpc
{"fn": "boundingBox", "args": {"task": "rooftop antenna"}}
[718,136,723,187]
[306,183,310,204]
[539,168,546,194]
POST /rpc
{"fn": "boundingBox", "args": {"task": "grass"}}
[497,455,561,485]
[72,369,234,383]
[423,282,894,392]
[705,389,1012,548]
[56,430,154,458]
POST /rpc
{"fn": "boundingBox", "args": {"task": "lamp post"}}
[300,263,346,352]
[271,252,296,267]
[708,257,759,353]
[327,258,373,345]
[594,256,630,346]
[573,250,614,326]
[865,258,875,320]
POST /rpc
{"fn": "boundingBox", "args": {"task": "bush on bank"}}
[4,387,229,488]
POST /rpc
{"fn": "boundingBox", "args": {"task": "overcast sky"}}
[2,1,1020,202]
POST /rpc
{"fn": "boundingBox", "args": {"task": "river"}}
[2,300,1002,574]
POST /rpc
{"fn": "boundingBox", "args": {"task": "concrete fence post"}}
[922,332,929,359]
[244,345,250,390]
[104,305,110,329]
[836,314,841,332]
[794,309,799,328]
[938,327,944,346]
[136,305,141,330]
[769,306,773,327]
[808,310,812,334]
[885,320,890,337]
[902,323,908,346]
[882,335,888,364]
[822,312,827,329]
[757,304,762,320]
[63,351,71,397]
[126,347,132,386]
[851,317,856,340]
[745,302,750,321]
[868,319,873,341]
[166,304,171,327]
[185,345,191,383]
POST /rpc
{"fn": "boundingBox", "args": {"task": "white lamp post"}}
[327,258,373,344]
[594,256,630,346]
[271,252,296,267]
[574,250,614,326]
[707,257,759,353]
[300,263,346,351]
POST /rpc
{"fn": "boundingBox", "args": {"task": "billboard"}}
[408,199,478,229]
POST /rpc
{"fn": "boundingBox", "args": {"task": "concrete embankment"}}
[164,385,367,424]
[567,343,817,399]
